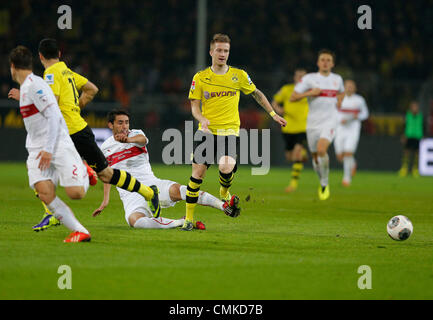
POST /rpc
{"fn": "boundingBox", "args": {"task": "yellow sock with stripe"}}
[110,169,154,200]
[186,177,202,222]
[219,171,234,199]
[34,189,52,214]
[290,162,304,187]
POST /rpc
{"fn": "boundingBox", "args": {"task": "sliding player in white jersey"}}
[9,46,91,242]
[290,49,345,200]
[92,110,241,229]
[334,80,369,186]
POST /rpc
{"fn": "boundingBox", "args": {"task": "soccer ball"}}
[387,215,413,241]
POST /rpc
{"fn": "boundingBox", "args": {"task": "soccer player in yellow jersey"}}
[182,33,287,231]
[272,69,308,193]
[9,39,161,230]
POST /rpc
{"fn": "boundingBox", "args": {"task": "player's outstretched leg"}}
[32,190,61,232]
[106,168,161,217]
[316,154,330,200]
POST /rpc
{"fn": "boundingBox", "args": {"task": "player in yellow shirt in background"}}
[9,39,161,231]
[272,69,308,193]
[182,33,287,231]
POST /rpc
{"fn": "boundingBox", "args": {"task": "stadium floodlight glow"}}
[419,138,433,176]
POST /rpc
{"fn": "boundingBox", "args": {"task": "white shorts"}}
[121,178,177,224]
[334,126,361,155]
[306,126,336,153]
[27,144,89,190]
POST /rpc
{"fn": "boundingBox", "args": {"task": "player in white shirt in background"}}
[92,110,241,229]
[334,80,369,187]
[9,46,91,243]
[290,49,345,200]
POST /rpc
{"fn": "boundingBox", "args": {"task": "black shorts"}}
[192,132,238,170]
[282,132,307,151]
[70,125,109,173]
[405,138,420,150]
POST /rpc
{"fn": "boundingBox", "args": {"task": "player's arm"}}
[92,183,111,217]
[79,80,99,109]
[336,92,345,109]
[7,88,20,101]
[251,88,287,127]
[290,88,321,102]
[114,132,147,145]
[271,100,284,115]
[191,99,211,133]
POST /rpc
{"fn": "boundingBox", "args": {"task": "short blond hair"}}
[210,33,231,49]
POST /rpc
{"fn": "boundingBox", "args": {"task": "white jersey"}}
[337,93,369,130]
[19,73,72,153]
[101,130,155,199]
[294,72,344,130]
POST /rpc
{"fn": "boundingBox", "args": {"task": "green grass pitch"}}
[0,162,432,299]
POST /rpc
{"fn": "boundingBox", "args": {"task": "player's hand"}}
[273,114,287,127]
[114,133,128,143]
[200,118,211,134]
[36,151,52,171]
[309,88,321,97]
[8,88,20,101]
[92,202,108,217]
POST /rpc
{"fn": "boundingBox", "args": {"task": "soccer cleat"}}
[84,162,98,186]
[412,168,420,178]
[342,180,351,187]
[318,185,330,201]
[223,195,241,217]
[32,213,61,232]
[148,185,161,218]
[64,231,91,243]
[194,221,206,230]
[180,220,194,231]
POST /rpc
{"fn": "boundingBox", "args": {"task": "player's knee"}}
[65,187,86,200]
[218,156,236,173]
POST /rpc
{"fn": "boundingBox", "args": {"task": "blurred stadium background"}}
[0,0,432,170]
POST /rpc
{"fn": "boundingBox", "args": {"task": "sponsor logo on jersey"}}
[190,80,196,91]
[204,90,237,99]
[45,74,54,85]
[36,89,48,102]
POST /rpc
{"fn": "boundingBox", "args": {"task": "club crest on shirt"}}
[231,73,239,82]
[45,74,54,85]
[190,80,196,91]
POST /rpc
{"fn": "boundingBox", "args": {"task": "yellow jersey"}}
[273,83,308,134]
[43,61,88,134]
[188,66,256,136]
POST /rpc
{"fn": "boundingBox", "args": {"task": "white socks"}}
[133,217,184,229]
[179,185,224,211]
[343,156,355,183]
[314,154,329,187]
[47,196,89,234]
